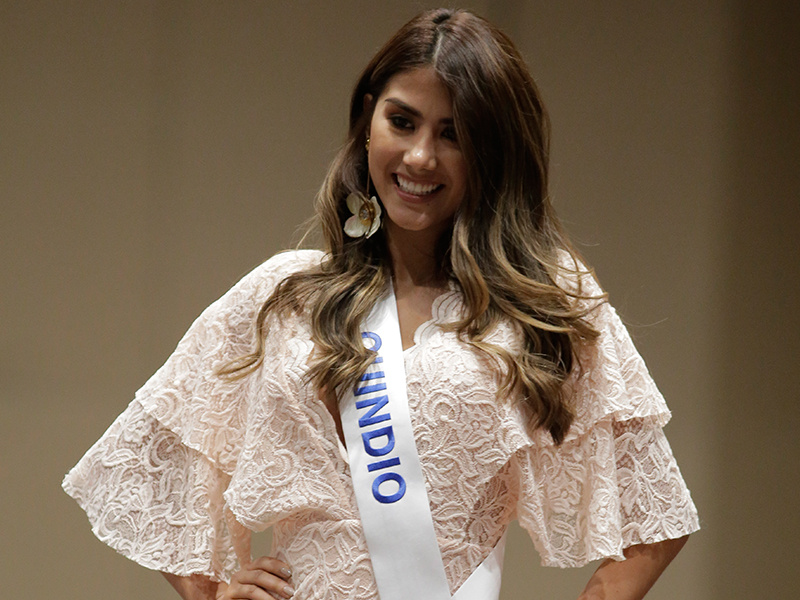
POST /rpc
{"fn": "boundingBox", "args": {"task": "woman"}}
[63,8,699,600]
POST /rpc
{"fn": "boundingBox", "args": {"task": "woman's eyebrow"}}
[384,98,453,124]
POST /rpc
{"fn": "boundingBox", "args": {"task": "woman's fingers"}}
[229,582,290,600]
[234,574,294,600]
[248,556,293,581]
[225,557,294,600]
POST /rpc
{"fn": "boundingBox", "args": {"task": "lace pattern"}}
[63,250,699,596]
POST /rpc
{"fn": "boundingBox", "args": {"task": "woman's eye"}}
[442,126,458,142]
[389,115,412,130]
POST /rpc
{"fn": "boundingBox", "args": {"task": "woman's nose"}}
[404,134,437,171]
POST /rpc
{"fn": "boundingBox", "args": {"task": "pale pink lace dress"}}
[62,250,699,599]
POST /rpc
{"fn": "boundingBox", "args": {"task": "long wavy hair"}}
[222,8,603,444]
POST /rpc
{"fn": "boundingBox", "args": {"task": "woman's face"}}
[367,67,467,244]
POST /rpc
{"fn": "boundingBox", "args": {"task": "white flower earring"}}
[343,135,382,239]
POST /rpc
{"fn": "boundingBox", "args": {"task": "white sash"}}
[340,285,505,600]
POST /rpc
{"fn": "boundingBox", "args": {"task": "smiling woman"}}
[62,8,699,600]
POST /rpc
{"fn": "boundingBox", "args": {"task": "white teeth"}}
[396,174,440,195]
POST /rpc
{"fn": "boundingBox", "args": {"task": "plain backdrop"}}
[1,1,798,599]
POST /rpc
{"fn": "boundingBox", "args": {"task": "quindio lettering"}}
[355,332,406,504]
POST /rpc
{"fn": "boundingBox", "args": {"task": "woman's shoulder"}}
[232,249,325,297]
[251,248,325,280]
[551,248,606,303]
[185,249,324,335]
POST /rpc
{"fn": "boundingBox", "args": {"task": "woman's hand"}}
[215,557,295,600]
[162,557,294,600]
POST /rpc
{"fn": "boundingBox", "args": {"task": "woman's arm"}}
[162,572,219,600]
[577,535,689,600]
[161,557,294,600]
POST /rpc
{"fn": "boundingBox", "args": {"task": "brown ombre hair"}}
[222,8,603,444]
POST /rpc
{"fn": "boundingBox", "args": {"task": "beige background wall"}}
[2,1,797,599]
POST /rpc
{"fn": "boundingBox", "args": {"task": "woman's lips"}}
[394,173,443,197]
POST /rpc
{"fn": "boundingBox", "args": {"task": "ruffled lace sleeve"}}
[62,250,323,581]
[513,271,700,567]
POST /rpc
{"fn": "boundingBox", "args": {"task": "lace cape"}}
[63,250,699,598]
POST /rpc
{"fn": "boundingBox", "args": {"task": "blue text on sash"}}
[356,332,406,504]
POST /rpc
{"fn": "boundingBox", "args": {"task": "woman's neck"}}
[385,224,447,290]
[384,223,451,351]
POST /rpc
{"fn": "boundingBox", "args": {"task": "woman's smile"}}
[393,174,444,198]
